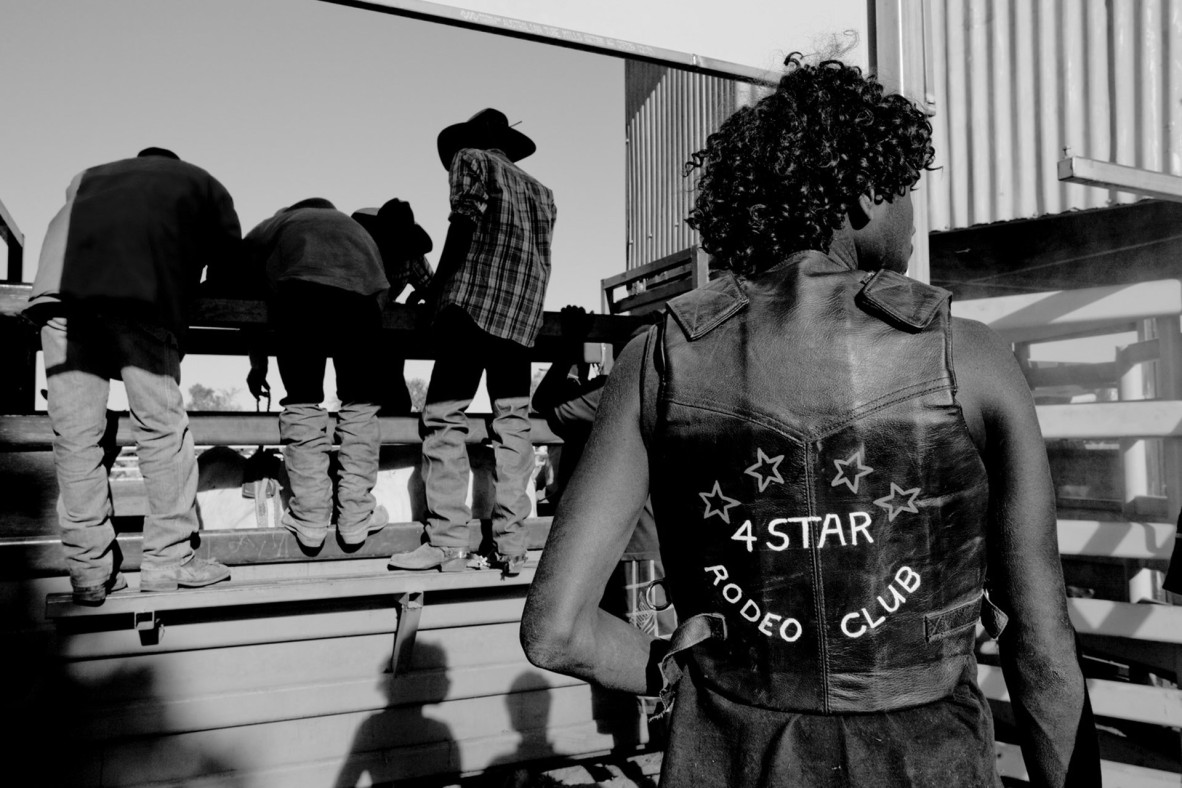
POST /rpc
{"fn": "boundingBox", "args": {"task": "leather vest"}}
[647,250,991,714]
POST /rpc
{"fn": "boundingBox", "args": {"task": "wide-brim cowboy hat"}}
[436,108,536,170]
[352,198,433,256]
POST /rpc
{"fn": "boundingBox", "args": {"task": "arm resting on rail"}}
[521,336,668,695]
[953,318,1100,788]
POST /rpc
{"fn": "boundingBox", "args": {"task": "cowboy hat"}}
[352,199,433,256]
[436,108,536,170]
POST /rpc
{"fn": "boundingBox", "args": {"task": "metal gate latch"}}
[134,609,164,645]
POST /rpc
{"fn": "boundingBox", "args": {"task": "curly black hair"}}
[685,55,934,276]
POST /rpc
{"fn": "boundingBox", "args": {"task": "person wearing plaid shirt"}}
[389,108,556,575]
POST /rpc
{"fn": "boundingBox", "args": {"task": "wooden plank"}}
[0,196,24,252]
[56,606,399,659]
[68,659,585,740]
[952,279,1182,343]
[614,277,697,314]
[604,260,693,300]
[1026,361,1117,389]
[995,741,1181,787]
[1068,598,1182,644]
[0,197,24,284]
[1058,155,1182,203]
[0,284,647,346]
[2,518,553,575]
[601,247,696,290]
[46,560,539,619]
[0,412,562,452]
[53,592,529,659]
[1077,635,1182,682]
[1038,400,1182,440]
[66,683,610,779]
[979,664,1182,727]
[66,624,538,697]
[73,719,636,788]
[1057,519,1175,561]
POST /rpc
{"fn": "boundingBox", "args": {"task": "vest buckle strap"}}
[653,612,727,720]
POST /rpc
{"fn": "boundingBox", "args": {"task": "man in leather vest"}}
[522,56,1099,787]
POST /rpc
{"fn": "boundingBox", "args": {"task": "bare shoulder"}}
[951,317,1040,448]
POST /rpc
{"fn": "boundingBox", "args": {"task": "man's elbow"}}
[520,609,581,674]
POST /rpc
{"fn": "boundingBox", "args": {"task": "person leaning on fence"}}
[25,147,240,604]
[521,56,1100,787]
[531,305,675,638]
[389,108,556,576]
[242,198,390,550]
[352,198,434,415]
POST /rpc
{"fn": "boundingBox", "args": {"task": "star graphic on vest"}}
[873,482,922,522]
[699,481,742,524]
[744,448,785,492]
[831,448,874,494]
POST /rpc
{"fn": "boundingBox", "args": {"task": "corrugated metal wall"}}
[625,62,748,267]
[927,0,1182,232]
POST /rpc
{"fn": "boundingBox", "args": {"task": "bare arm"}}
[521,335,668,694]
[953,318,1099,788]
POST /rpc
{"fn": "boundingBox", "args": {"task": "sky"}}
[0,0,625,408]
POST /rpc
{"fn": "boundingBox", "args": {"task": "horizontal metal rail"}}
[0,517,554,576]
[0,284,649,360]
[0,412,561,451]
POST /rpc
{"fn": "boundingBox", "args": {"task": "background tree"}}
[407,378,429,412]
[187,383,243,411]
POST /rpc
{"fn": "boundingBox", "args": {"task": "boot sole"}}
[339,523,387,547]
[141,570,231,593]
[71,574,130,605]
[282,522,328,550]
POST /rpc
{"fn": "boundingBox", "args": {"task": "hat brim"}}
[351,211,433,256]
[437,122,536,170]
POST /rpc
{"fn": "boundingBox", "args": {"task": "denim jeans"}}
[42,313,198,588]
[420,307,532,555]
[274,281,382,532]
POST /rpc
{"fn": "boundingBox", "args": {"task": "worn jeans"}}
[42,313,198,588]
[274,281,382,532]
[420,307,532,556]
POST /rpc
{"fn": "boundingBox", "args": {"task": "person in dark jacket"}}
[521,57,1100,787]
[243,198,390,550]
[26,147,240,604]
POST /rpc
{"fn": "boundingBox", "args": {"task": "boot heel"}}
[440,556,470,572]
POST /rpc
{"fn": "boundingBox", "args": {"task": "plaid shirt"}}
[440,148,556,347]
[388,253,433,299]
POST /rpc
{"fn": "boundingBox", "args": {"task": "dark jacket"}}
[27,155,241,335]
[243,201,388,299]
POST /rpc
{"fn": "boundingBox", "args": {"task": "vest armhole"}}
[639,323,662,449]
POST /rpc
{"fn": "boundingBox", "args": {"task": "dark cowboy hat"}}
[352,199,433,256]
[436,108,536,170]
